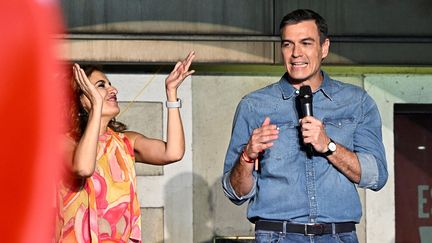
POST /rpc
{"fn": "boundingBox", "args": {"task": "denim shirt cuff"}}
[222,171,256,204]
[357,152,379,189]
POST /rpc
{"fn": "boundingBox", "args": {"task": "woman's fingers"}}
[183,51,195,71]
[171,61,182,73]
[72,64,103,107]
[73,65,80,83]
[73,64,86,88]
[165,52,195,94]
[77,69,86,86]
[175,51,195,76]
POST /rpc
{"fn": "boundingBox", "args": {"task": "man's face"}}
[281,20,329,85]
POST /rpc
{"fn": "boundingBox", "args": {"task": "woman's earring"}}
[78,111,88,117]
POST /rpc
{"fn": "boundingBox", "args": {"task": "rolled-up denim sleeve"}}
[222,170,257,205]
[355,92,388,191]
[357,152,379,188]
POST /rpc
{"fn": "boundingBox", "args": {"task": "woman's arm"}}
[72,108,101,177]
[125,132,183,165]
[69,64,103,177]
[126,51,195,165]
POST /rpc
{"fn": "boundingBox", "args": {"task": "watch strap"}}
[166,98,182,108]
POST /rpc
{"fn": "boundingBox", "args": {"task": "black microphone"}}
[299,85,314,157]
[299,85,313,117]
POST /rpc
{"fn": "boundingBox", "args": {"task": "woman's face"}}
[80,70,120,118]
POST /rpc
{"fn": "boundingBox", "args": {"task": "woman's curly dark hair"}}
[68,64,127,141]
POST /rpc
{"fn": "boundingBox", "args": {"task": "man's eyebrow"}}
[281,37,316,43]
[300,37,315,42]
[281,39,293,43]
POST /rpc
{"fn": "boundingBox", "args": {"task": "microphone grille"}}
[299,85,312,98]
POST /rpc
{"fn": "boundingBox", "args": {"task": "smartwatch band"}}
[165,98,182,108]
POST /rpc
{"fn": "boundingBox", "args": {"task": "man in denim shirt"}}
[222,9,388,243]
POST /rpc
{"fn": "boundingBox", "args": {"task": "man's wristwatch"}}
[324,138,337,156]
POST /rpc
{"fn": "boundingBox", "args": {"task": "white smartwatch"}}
[165,98,182,108]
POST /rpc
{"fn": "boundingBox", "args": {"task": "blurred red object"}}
[0,0,65,242]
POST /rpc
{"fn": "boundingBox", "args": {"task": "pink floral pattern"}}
[57,128,141,242]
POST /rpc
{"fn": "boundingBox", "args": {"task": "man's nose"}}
[292,45,302,57]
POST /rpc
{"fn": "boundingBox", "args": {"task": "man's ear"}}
[321,38,330,59]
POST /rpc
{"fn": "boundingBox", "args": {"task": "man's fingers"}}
[248,142,273,158]
[261,117,271,127]
[254,142,274,154]
[260,134,279,144]
[262,142,274,150]
[258,125,279,138]
[254,118,277,134]
[247,117,279,157]
[258,129,279,139]
[264,124,278,131]
[250,132,278,151]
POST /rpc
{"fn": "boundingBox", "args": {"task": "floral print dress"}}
[57,128,141,242]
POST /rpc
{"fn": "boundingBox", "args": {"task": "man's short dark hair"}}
[279,9,328,44]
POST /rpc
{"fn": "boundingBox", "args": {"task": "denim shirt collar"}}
[278,71,334,101]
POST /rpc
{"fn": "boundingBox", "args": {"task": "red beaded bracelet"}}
[241,149,256,164]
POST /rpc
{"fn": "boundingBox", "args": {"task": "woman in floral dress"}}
[56,52,195,242]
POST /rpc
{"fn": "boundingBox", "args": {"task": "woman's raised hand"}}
[165,51,195,98]
[73,63,103,109]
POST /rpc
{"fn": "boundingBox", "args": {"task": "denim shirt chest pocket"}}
[323,117,356,150]
[264,121,300,162]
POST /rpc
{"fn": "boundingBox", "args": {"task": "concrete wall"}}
[192,76,276,242]
[365,74,432,243]
[108,73,194,243]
